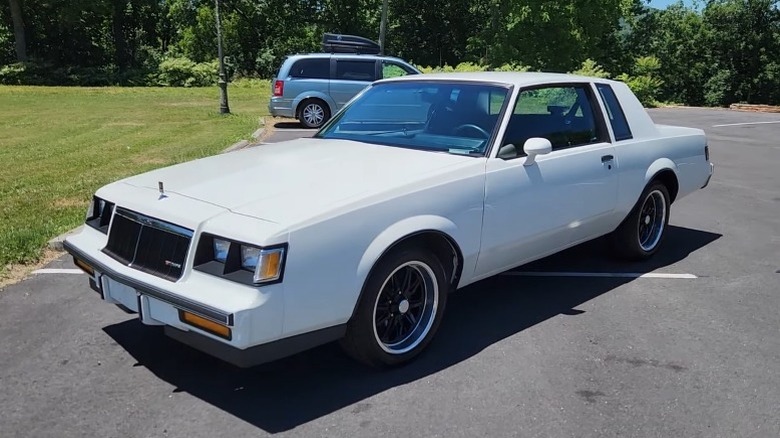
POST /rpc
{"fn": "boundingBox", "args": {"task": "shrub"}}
[616,56,664,107]
[703,68,734,107]
[416,62,530,73]
[156,57,218,87]
[571,59,611,78]
[0,62,27,85]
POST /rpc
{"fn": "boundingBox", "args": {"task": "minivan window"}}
[382,61,411,79]
[596,83,633,141]
[336,60,376,81]
[290,58,330,79]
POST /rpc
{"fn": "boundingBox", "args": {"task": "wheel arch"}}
[644,158,679,203]
[351,217,464,319]
[293,93,336,118]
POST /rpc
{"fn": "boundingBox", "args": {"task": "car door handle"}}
[601,155,614,163]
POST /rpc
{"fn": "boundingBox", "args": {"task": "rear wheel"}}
[341,247,448,368]
[610,182,671,260]
[298,99,330,129]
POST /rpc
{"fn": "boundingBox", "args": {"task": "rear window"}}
[596,84,632,141]
[289,58,330,79]
[336,60,376,81]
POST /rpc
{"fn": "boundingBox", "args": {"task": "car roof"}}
[377,71,617,87]
[285,53,408,62]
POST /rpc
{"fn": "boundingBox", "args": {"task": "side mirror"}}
[523,137,552,166]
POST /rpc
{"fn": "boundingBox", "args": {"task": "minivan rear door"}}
[329,59,378,109]
[285,56,331,101]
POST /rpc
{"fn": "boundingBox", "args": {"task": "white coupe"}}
[65,72,713,368]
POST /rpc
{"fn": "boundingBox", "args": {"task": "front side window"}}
[316,82,510,156]
[335,60,377,81]
[289,58,330,79]
[502,85,607,153]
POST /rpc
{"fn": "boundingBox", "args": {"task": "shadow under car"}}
[103,225,720,433]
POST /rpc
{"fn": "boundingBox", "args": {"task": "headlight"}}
[213,238,231,263]
[195,233,287,286]
[85,196,114,234]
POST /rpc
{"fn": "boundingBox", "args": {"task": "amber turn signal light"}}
[73,257,94,276]
[179,311,232,340]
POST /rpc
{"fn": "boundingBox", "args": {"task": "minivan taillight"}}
[273,80,284,97]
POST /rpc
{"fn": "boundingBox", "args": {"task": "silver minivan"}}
[269,53,420,128]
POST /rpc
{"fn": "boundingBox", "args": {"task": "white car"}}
[65,72,713,368]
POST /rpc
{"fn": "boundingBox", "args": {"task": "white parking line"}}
[32,268,84,275]
[712,121,780,128]
[502,271,697,279]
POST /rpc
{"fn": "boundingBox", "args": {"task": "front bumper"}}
[64,230,343,367]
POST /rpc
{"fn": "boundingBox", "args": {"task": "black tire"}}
[340,246,448,368]
[298,99,330,129]
[610,182,671,261]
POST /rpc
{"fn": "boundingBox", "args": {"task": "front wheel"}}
[610,182,671,260]
[341,247,448,368]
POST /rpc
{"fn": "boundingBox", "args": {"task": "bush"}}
[616,56,664,107]
[156,57,218,87]
[703,68,734,107]
[416,62,530,73]
[571,59,610,78]
[0,62,27,84]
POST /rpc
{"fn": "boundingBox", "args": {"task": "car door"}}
[475,83,618,278]
[329,58,378,109]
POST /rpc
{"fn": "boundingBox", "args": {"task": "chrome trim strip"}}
[114,207,194,238]
[65,240,233,326]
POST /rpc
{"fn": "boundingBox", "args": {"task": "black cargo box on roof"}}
[322,33,380,54]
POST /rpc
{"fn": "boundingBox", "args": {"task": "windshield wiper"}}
[447,148,484,156]
[369,127,416,138]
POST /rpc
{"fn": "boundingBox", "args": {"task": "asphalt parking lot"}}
[1,108,779,437]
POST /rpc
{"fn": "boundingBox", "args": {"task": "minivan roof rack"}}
[322,33,381,55]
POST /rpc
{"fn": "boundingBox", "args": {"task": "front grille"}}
[103,208,193,282]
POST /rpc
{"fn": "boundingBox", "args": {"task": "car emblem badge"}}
[158,181,167,200]
[164,260,182,269]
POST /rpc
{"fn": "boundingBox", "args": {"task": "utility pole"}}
[379,0,388,55]
[215,0,230,114]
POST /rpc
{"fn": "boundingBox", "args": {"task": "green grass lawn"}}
[0,84,269,273]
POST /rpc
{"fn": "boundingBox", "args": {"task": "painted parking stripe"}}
[502,271,697,279]
[32,268,84,275]
[712,121,780,128]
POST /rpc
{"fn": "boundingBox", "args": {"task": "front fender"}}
[355,215,459,295]
[292,91,337,116]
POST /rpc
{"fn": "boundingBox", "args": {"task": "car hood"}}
[120,138,477,225]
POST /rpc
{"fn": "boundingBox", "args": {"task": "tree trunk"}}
[112,0,130,71]
[8,0,27,62]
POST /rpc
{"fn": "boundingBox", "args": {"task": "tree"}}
[8,0,25,61]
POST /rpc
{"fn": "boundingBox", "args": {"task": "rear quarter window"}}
[289,58,330,79]
[596,84,633,141]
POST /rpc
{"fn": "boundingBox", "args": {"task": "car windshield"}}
[315,81,510,156]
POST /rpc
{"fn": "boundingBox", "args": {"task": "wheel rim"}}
[637,189,667,252]
[372,261,439,355]
[302,103,324,126]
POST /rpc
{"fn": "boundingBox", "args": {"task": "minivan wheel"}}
[340,246,448,368]
[610,182,671,261]
[298,99,330,129]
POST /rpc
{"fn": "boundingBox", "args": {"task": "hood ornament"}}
[158,181,167,200]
